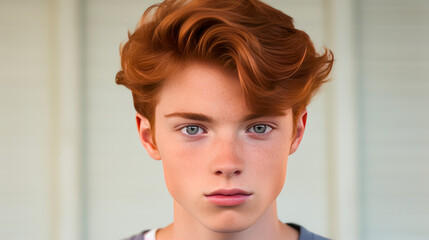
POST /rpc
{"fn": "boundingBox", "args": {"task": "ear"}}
[289,109,307,155]
[136,113,161,160]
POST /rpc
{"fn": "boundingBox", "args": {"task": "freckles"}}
[248,143,286,166]
[163,147,203,177]
[247,144,288,185]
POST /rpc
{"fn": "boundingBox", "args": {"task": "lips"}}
[206,188,252,196]
[205,188,252,206]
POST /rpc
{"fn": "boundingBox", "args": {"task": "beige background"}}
[0,0,428,240]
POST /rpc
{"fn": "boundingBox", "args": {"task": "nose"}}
[210,134,243,177]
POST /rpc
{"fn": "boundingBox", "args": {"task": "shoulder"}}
[122,229,151,240]
[124,225,330,240]
[287,223,331,240]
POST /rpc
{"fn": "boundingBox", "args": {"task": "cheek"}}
[245,141,290,189]
[159,142,204,197]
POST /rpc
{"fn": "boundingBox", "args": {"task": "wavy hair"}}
[116,0,334,133]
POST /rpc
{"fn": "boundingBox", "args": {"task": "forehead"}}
[156,62,250,120]
[163,61,239,93]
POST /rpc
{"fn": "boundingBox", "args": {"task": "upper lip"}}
[205,188,252,196]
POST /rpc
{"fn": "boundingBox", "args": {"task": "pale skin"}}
[136,62,307,240]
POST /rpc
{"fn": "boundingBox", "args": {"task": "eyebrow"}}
[242,113,265,122]
[164,112,268,122]
[164,112,214,122]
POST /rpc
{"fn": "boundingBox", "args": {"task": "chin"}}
[201,211,255,233]
[206,223,252,234]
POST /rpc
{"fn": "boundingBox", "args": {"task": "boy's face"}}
[137,62,306,232]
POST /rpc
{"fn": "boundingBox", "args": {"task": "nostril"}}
[215,170,241,176]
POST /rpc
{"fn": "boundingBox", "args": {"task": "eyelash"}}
[178,123,275,136]
[179,124,207,136]
[246,124,274,135]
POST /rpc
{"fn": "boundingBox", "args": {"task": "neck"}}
[158,200,296,240]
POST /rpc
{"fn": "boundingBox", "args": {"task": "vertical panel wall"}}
[82,1,168,239]
[358,0,429,239]
[0,1,53,240]
[83,0,334,239]
[3,0,429,239]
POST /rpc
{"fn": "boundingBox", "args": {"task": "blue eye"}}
[248,124,272,134]
[181,125,204,135]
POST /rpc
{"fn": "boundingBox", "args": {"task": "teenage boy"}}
[116,0,334,239]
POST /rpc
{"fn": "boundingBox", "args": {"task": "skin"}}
[136,62,307,240]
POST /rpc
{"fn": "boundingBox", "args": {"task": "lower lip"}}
[205,194,251,206]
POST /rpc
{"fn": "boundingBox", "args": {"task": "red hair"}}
[116,0,333,133]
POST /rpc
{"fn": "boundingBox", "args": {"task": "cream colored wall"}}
[0,0,83,240]
[0,1,54,240]
[6,0,429,240]
[358,0,429,239]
